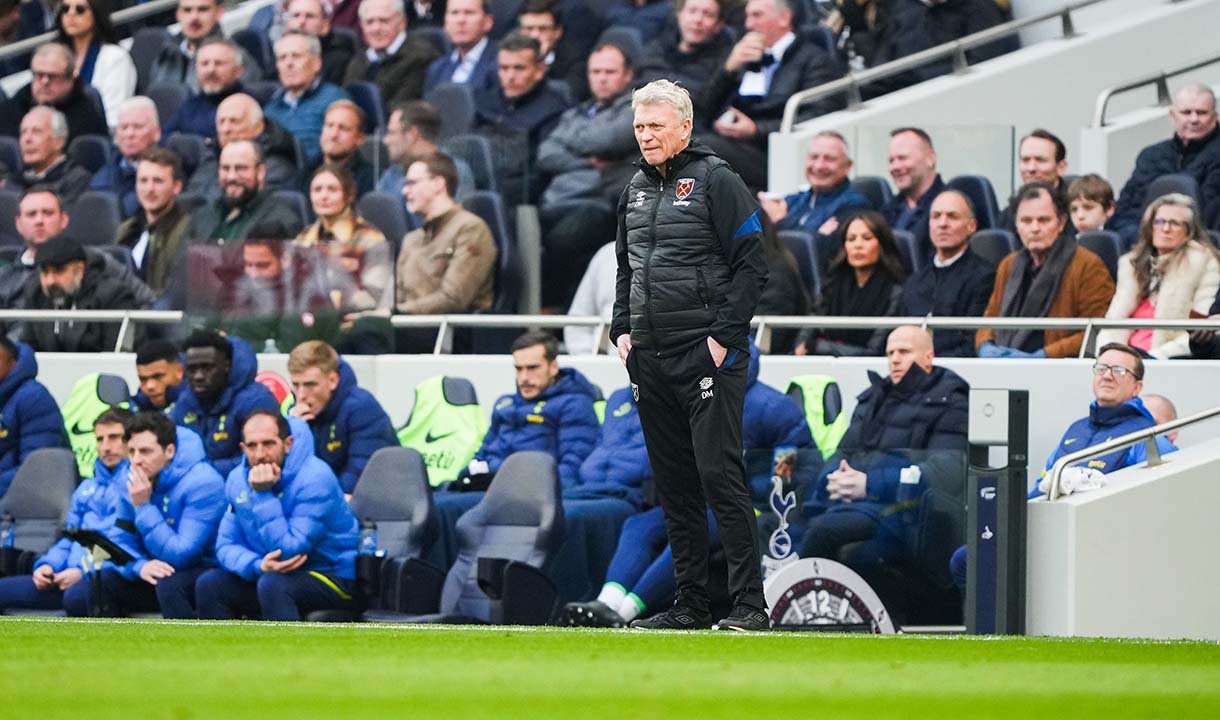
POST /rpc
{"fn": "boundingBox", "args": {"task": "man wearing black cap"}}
[18,235,152,352]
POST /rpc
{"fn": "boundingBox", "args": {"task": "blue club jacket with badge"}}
[303,359,397,495]
[0,342,69,498]
[215,417,359,582]
[169,337,280,477]
[112,427,226,579]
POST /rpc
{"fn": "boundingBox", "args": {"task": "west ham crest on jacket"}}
[675,178,696,199]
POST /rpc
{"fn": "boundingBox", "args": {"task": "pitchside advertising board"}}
[761,473,897,633]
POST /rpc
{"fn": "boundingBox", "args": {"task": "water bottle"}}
[1,514,14,549]
[358,520,378,556]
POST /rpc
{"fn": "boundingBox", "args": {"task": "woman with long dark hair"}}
[794,210,907,356]
[53,0,136,128]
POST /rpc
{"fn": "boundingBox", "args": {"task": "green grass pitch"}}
[2,618,1218,719]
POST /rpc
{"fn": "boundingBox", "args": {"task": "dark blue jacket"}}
[162,83,244,141]
[88,154,139,219]
[1032,397,1177,498]
[423,39,500,98]
[476,367,600,488]
[804,363,969,520]
[777,179,872,236]
[882,174,945,267]
[900,246,996,357]
[569,386,650,507]
[113,427,226,579]
[0,343,68,498]
[1112,126,1220,240]
[216,417,359,581]
[34,457,126,573]
[169,337,280,477]
[744,342,816,501]
[133,383,182,414]
[303,359,397,494]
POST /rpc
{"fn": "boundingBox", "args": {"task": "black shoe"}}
[561,601,625,628]
[629,605,713,630]
[715,603,770,632]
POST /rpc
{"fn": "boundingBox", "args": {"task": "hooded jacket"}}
[134,383,182,414]
[0,343,68,497]
[304,359,397,494]
[475,367,600,488]
[34,457,126,573]
[170,337,280,477]
[113,427,226,579]
[215,417,359,581]
[569,386,650,507]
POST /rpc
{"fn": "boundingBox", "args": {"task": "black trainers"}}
[714,603,770,632]
[629,605,713,630]
[560,600,626,628]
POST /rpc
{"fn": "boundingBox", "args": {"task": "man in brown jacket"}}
[396,151,497,315]
[976,181,1114,358]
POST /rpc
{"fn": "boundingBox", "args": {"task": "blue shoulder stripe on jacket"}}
[733,210,762,241]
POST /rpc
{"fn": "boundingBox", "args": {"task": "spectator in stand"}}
[186,140,305,243]
[115,147,191,300]
[458,331,600,489]
[283,0,357,85]
[794,210,906,356]
[0,406,128,613]
[900,190,996,357]
[395,153,497,351]
[0,107,93,205]
[74,412,226,619]
[1067,174,1116,234]
[295,163,394,314]
[977,182,1115,359]
[537,41,638,309]
[90,97,162,220]
[185,94,301,200]
[604,0,673,44]
[637,0,733,97]
[475,31,570,204]
[170,330,281,477]
[0,0,23,76]
[882,127,945,267]
[997,129,1072,234]
[757,131,871,240]
[423,0,500,97]
[148,0,259,91]
[19,234,154,353]
[0,338,68,499]
[0,43,108,140]
[0,187,70,308]
[312,101,373,198]
[342,0,440,109]
[517,0,588,101]
[285,340,397,495]
[696,0,843,190]
[1096,193,1220,359]
[133,339,185,413]
[377,101,475,213]
[265,30,349,167]
[162,38,247,142]
[53,0,135,128]
[196,412,360,622]
[1112,84,1220,240]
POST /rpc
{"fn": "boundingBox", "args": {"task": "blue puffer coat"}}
[114,427,226,579]
[170,337,279,477]
[804,363,969,520]
[133,382,181,414]
[35,457,126,572]
[0,343,68,497]
[216,417,359,581]
[1032,397,1177,498]
[305,360,397,494]
[569,386,650,507]
[475,367,601,488]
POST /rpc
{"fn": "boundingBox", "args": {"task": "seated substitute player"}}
[196,412,360,621]
[133,339,184,413]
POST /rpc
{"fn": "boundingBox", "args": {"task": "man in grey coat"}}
[537,41,638,309]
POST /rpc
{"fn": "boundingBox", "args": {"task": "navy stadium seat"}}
[65,192,121,245]
[358,191,409,249]
[426,83,476,139]
[1077,229,1121,280]
[67,134,113,174]
[344,81,387,133]
[441,134,498,193]
[969,228,1016,267]
[777,229,821,301]
[947,175,1002,230]
[146,83,189,128]
[463,190,520,314]
[852,175,893,210]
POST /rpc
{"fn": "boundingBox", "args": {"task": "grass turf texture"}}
[2,618,1218,719]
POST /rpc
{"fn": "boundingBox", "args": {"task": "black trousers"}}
[629,341,765,612]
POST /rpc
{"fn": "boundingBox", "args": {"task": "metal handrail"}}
[0,309,183,352]
[780,0,1111,133]
[1044,402,1220,501]
[0,0,179,62]
[1091,51,1220,127]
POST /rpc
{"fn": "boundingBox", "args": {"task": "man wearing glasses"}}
[0,43,107,140]
[1032,342,1178,498]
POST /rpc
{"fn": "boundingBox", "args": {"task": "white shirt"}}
[738,31,796,97]
[366,31,407,63]
[932,246,968,269]
[131,229,151,270]
[450,36,489,84]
